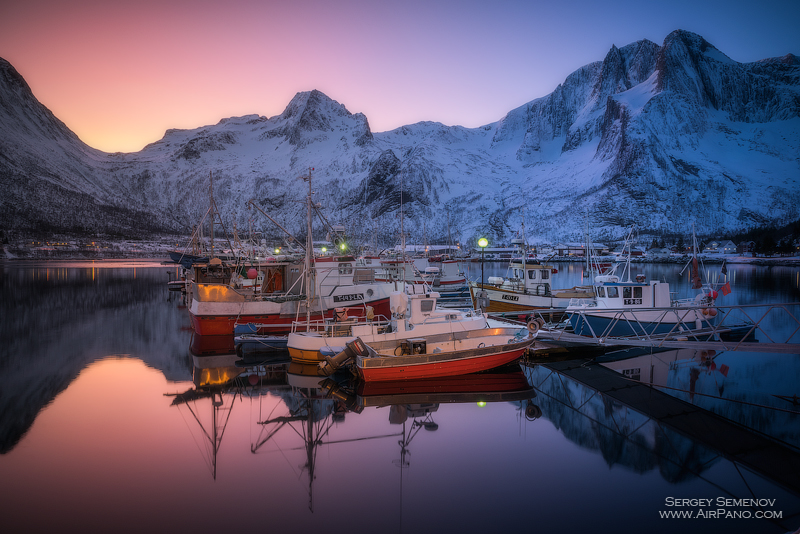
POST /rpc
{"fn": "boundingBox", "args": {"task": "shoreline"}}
[2,250,799,267]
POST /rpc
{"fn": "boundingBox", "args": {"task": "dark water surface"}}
[1,259,799,534]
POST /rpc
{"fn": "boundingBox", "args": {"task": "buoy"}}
[248,374,259,386]
[247,268,258,279]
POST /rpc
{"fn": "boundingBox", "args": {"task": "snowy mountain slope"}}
[1,29,798,247]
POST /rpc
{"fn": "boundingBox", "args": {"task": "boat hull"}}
[191,298,393,336]
[356,328,535,382]
[470,283,590,317]
[287,315,488,363]
[569,308,709,337]
[189,281,396,336]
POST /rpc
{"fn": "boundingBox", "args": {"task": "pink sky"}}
[2,0,798,153]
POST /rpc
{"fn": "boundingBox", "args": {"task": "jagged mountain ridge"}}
[1,29,798,246]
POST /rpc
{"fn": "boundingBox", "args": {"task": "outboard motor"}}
[318,337,370,376]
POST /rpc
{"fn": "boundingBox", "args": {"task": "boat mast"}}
[302,168,316,324]
[585,211,590,275]
[521,211,527,274]
[400,170,406,282]
[209,171,215,259]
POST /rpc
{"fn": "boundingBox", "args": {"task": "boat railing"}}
[536,302,800,353]
[291,314,392,335]
[568,297,597,308]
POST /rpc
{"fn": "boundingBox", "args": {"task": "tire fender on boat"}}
[527,319,540,334]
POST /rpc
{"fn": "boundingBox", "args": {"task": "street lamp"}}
[477,237,488,312]
[478,238,488,286]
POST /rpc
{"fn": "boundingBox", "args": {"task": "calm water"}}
[1,259,799,534]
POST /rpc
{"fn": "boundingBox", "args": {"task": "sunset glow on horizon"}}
[2,0,798,153]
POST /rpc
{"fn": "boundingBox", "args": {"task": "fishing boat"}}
[566,229,718,338]
[375,255,467,288]
[188,169,403,336]
[318,327,536,382]
[286,288,489,363]
[470,258,595,317]
[188,254,400,336]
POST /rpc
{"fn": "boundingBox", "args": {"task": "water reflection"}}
[522,352,800,530]
[0,262,191,454]
[2,261,799,534]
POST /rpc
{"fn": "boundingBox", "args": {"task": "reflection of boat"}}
[287,289,488,363]
[321,328,536,381]
[168,354,291,480]
[525,357,800,497]
[596,346,728,388]
[190,332,236,356]
[323,367,537,408]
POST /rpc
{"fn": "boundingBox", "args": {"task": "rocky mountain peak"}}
[0,31,797,246]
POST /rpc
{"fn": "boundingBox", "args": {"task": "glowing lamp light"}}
[478,238,488,248]
[477,401,487,408]
[321,247,327,254]
[339,243,347,251]
[274,248,280,254]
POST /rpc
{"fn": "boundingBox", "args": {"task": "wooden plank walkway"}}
[537,358,800,496]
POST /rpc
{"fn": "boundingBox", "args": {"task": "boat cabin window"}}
[338,263,353,275]
[420,299,434,312]
[540,270,549,280]
[596,286,605,297]
[607,286,619,298]
[528,270,537,280]
[623,286,643,305]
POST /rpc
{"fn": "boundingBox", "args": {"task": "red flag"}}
[691,257,702,289]
[720,281,731,296]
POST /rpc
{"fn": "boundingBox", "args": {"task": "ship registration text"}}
[501,295,519,301]
[333,293,364,303]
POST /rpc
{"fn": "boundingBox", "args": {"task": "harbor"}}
[1,259,798,534]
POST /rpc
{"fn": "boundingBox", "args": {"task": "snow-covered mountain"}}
[1,29,798,247]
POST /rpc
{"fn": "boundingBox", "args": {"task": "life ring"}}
[527,320,540,334]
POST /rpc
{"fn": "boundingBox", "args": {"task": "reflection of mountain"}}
[0,265,192,453]
[525,361,692,478]
[523,358,800,494]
